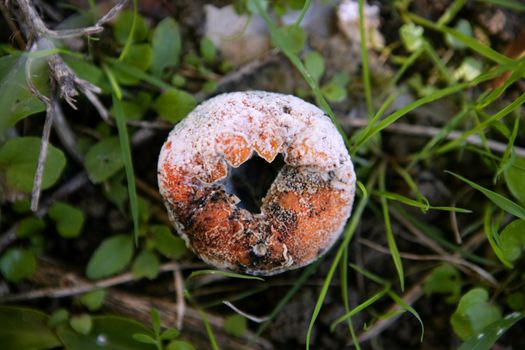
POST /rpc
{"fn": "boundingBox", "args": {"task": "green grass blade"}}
[331,286,390,330]
[483,205,513,268]
[388,291,424,342]
[184,290,220,350]
[378,48,423,102]
[294,0,312,26]
[187,269,265,282]
[305,170,377,350]
[112,95,140,243]
[446,171,525,221]
[475,0,525,12]
[376,191,471,213]
[119,0,139,61]
[410,14,514,65]
[349,263,390,286]
[409,107,471,166]
[437,92,525,154]
[340,247,361,350]
[379,164,404,290]
[438,0,468,24]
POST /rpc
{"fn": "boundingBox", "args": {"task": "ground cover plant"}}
[0,0,525,349]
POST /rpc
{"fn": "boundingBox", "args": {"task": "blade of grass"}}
[438,0,468,25]
[294,0,312,26]
[393,204,497,266]
[388,291,424,342]
[358,0,374,117]
[331,286,390,331]
[340,247,361,350]
[119,0,138,61]
[349,263,390,285]
[187,269,265,282]
[423,40,454,84]
[305,168,378,350]
[103,65,140,243]
[409,13,515,65]
[378,48,424,101]
[477,63,525,109]
[494,115,520,182]
[393,163,430,209]
[483,205,513,268]
[446,171,525,221]
[106,57,174,91]
[379,162,404,290]
[475,0,525,12]
[437,92,525,154]
[375,190,472,213]
[351,64,507,153]
[409,107,471,166]
[184,289,220,350]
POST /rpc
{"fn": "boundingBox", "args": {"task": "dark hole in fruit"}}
[226,154,285,213]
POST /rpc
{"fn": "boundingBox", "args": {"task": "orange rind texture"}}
[158,91,356,275]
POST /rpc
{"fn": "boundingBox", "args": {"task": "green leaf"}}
[499,220,525,262]
[458,311,524,350]
[400,23,424,52]
[151,308,161,336]
[507,292,525,310]
[451,288,502,340]
[133,333,158,345]
[167,340,197,350]
[48,201,85,238]
[151,225,187,259]
[86,234,134,279]
[16,217,45,238]
[0,306,61,349]
[321,82,346,103]
[114,10,149,45]
[84,137,123,184]
[70,314,92,335]
[0,137,66,193]
[224,314,247,337]
[48,308,70,328]
[151,18,181,77]
[200,37,217,65]
[277,24,306,54]
[447,171,525,221]
[0,54,46,132]
[504,156,525,205]
[132,250,160,280]
[153,89,196,123]
[160,328,180,341]
[124,44,153,72]
[304,51,325,83]
[0,247,37,282]
[57,316,156,350]
[79,289,106,311]
[423,264,461,303]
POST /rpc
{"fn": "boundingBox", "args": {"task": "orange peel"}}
[158,91,356,275]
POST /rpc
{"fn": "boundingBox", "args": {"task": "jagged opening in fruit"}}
[225,154,285,213]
